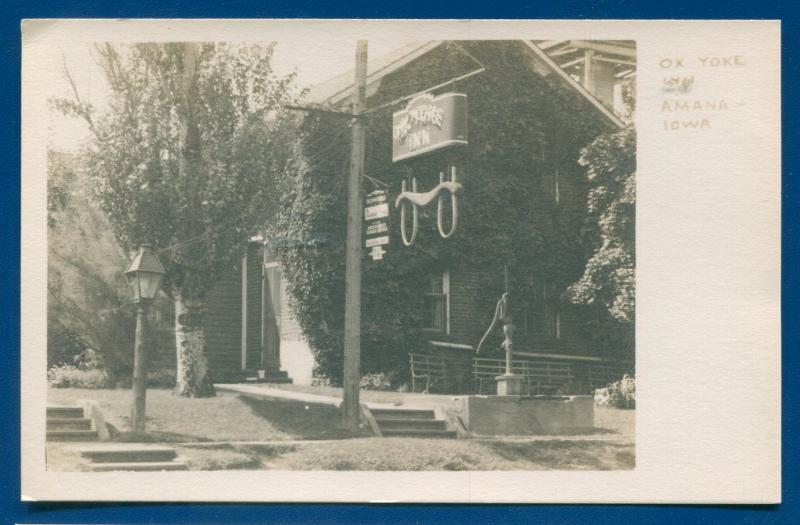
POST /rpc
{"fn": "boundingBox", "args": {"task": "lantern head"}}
[124,244,166,303]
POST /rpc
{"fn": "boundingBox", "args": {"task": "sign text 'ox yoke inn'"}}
[192,40,635,391]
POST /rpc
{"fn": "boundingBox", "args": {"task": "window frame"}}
[422,270,450,334]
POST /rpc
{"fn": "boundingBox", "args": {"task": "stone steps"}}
[46,405,100,442]
[381,429,458,438]
[374,418,447,430]
[244,369,293,384]
[371,408,436,420]
[90,459,188,472]
[78,445,178,463]
[47,429,99,442]
[75,445,188,471]
[47,417,92,430]
[47,406,84,419]
[370,407,456,439]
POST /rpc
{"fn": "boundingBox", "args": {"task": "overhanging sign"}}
[392,92,468,162]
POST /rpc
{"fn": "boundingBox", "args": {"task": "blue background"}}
[2,1,795,523]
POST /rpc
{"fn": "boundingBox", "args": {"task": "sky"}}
[48,39,409,152]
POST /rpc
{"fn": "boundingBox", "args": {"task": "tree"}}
[54,42,300,396]
[47,150,136,376]
[567,125,636,324]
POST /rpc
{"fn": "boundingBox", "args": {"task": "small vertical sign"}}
[364,189,389,261]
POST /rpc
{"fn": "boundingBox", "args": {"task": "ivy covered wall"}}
[273,41,616,384]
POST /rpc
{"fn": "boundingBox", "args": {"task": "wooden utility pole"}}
[342,41,368,431]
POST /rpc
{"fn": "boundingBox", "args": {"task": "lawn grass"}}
[48,386,634,471]
[48,387,366,442]
[261,437,633,471]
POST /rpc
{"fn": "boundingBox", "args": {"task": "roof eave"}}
[521,40,626,129]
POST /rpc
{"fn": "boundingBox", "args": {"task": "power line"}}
[362,67,485,116]
[301,126,350,164]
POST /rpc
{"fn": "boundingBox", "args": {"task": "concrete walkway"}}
[216,383,459,411]
[216,383,343,407]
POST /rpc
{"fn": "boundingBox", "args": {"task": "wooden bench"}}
[571,362,630,390]
[409,353,448,394]
[472,357,573,395]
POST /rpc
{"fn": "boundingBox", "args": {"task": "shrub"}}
[111,368,176,388]
[360,372,395,391]
[595,374,635,409]
[47,322,89,369]
[311,375,332,388]
[47,364,111,389]
[147,368,176,388]
[74,348,105,370]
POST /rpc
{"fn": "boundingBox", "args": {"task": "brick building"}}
[203,40,635,388]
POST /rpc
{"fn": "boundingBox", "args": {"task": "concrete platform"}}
[455,395,594,436]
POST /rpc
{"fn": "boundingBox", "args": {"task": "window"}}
[523,299,545,336]
[423,271,449,333]
[523,283,561,338]
[542,167,561,206]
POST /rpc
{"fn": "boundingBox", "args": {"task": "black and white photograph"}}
[43,37,636,472]
[22,19,779,503]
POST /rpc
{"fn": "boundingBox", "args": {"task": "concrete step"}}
[47,417,92,430]
[265,377,293,384]
[47,406,84,419]
[381,429,458,438]
[244,369,293,384]
[375,418,447,430]
[77,445,177,464]
[90,459,189,472]
[244,376,293,384]
[46,429,98,442]
[371,408,436,420]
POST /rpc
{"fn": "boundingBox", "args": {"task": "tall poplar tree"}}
[55,42,300,396]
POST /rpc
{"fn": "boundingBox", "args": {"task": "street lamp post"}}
[124,244,166,433]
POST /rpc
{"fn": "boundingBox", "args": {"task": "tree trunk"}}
[172,43,214,398]
[174,295,215,397]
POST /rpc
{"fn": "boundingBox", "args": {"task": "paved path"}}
[216,383,343,407]
[216,383,454,411]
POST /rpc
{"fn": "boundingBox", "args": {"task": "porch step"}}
[77,445,177,464]
[370,407,456,438]
[381,429,458,438]
[46,406,99,442]
[47,417,92,430]
[244,369,293,384]
[374,418,447,430]
[90,459,189,472]
[47,406,84,419]
[46,429,99,442]
[371,408,436,420]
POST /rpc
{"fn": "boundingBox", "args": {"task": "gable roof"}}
[303,40,625,129]
[304,41,443,106]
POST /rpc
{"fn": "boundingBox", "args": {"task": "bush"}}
[147,368,176,388]
[595,374,635,409]
[47,323,89,369]
[311,375,332,388]
[111,368,176,389]
[48,364,111,389]
[360,372,396,391]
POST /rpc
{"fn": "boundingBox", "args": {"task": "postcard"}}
[21,19,780,503]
